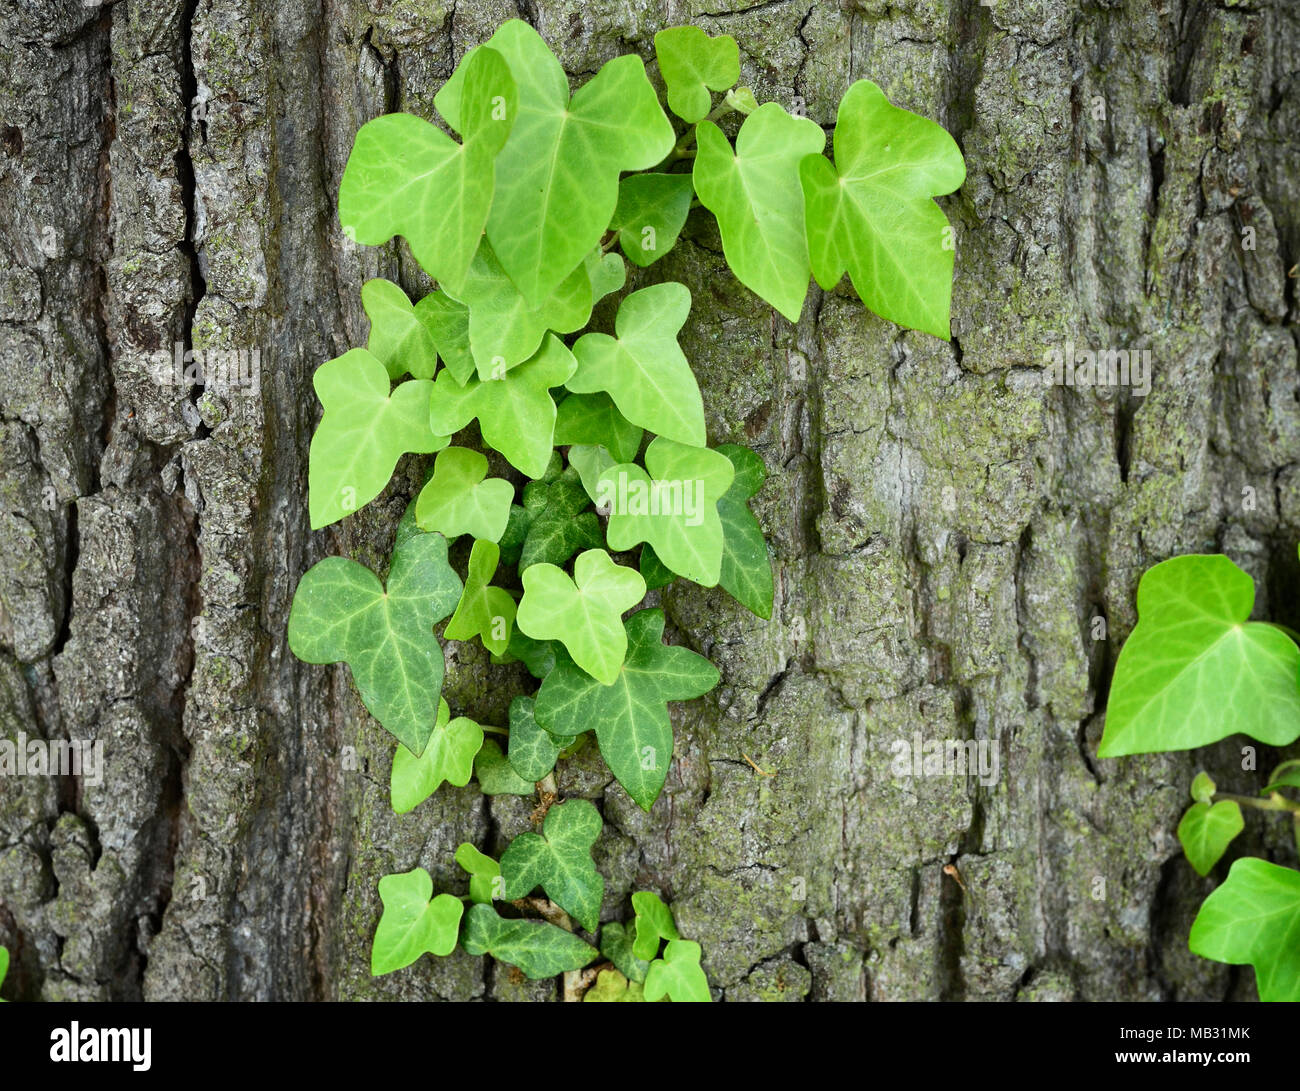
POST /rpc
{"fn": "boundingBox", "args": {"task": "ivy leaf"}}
[308,349,447,529]
[339,47,516,296]
[371,868,465,976]
[455,843,502,905]
[474,739,536,795]
[500,798,604,932]
[631,890,681,961]
[611,173,695,268]
[429,334,576,480]
[1177,800,1243,877]
[361,279,439,380]
[554,392,644,464]
[288,532,462,756]
[598,437,735,587]
[1099,555,1300,757]
[516,549,647,685]
[569,283,706,447]
[644,939,711,1002]
[460,902,598,980]
[585,249,627,303]
[639,544,676,591]
[391,699,485,813]
[654,26,740,124]
[716,443,773,618]
[1190,771,1217,805]
[599,921,650,984]
[1262,759,1300,795]
[519,467,604,571]
[444,539,516,657]
[583,967,646,1002]
[417,291,475,386]
[436,20,675,306]
[535,609,720,810]
[800,80,966,340]
[693,104,825,322]
[568,444,617,506]
[0,945,7,1000]
[497,629,560,680]
[415,447,515,543]
[1189,857,1300,1001]
[507,695,575,783]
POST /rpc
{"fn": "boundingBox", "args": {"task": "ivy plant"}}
[288,18,964,994]
[1103,551,1300,1001]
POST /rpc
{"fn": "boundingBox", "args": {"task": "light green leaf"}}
[599,921,650,984]
[1191,771,1217,804]
[800,79,966,340]
[455,843,502,905]
[568,444,617,505]
[444,539,516,656]
[693,104,825,322]
[631,890,680,961]
[500,798,604,932]
[460,902,598,980]
[516,549,647,685]
[644,939,711,1002]
[361,279,439,380]
[0,945,7,1001]
[474,738,536,796]
[569,283,706,447]
[585,249,627,303]
[371,868,465,976]
[554,392,644,464]
[308,349,447,529]
[1177,800,1244,877]
[507,695,575,783]
[519,467,604,571]
[1189,857,1300,1001]
[417,290,475,386]
[584,967,646,1002]
[1263,759,1300,795]
[436,20,675,305]
[535,609,720,810]
[598,437,735,587]
[1099,555,1300,757]
[414,447,515,543]
[339,47,517,295]
[288,532,462,756]
[654,26,740,124]
[716,443,773,618]
[391,700,485,813]
[428,334,575,480]
[611,173,695,267]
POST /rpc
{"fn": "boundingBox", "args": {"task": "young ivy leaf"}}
[1263,759,1300,795]
[507,695,575,784]
[800,80,966,340]
[569,282,706,447]
[500,798,605,932]
[417,291,475,386]
[1189,857,1300,1001]
[599,437,735,587]
[693,104,825,323]
[0,945,7,1001]
[391,699,485,813]
[610,173,695,268]
[554,392,644,465]
[1176,800,1243,877]
[568,443,617,506]
[338,47,516,296]
[516,549,647,685]
[288,532,462,756]
[460,902,598,980]
[583,967,646,1002]
[474,738,536,796]
[716,443,773,619]
[435,19,675,306]
[415,447,515,543]
[599,920,650,984]
[1190,770,1217,805]
[535,609,720,810]
[428,334,575,480]
[443,539,516,656]
[370,867,465,976]
[361,279,439,380]
[1099,555,1300,757]
[631,890,680,961]
[519,467,604,571]
[308,349,447,529]
[585,249,627,303]
[654,26,740,124]
[643,939,711,1002]
[455,843,502,905]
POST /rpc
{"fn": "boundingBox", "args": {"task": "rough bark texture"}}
[0,0,1297,1002]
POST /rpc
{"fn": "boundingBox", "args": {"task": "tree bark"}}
[0,0,1297,1001]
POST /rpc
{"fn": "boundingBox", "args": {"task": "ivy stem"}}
[479,724,509,737]
[1214,790,1300,815]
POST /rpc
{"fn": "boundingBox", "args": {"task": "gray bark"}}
[0,0,1297,1001]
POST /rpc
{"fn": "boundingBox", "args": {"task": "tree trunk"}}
[0,0,1296,1002]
